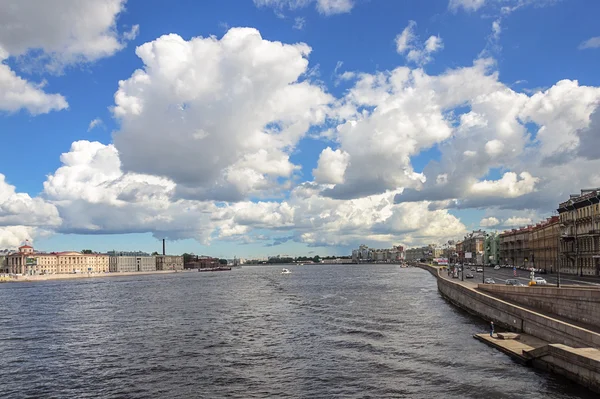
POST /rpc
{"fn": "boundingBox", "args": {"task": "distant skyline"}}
[1,0,599,258]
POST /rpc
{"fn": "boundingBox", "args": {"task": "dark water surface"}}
[0,265,595,398]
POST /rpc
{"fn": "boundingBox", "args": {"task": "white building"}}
[109,256,156,272]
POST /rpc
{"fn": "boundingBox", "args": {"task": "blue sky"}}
[1,0,599,258]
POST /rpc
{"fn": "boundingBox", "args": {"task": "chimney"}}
[162,239,166,255]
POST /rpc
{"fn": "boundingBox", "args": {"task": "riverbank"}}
[0,269,198,283]
[417,263,600,393]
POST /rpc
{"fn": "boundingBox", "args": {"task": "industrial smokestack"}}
[162,239,166,255]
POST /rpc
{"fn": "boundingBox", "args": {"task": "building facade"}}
[530,216,559,273]
[557,189,600,276]
[484,233,500,265]
[499,227,533,268]
[109,256,157,272]
[184,256,220,269]
[6,245,109,275]
[155,255,184,271]
[462,230,486,264]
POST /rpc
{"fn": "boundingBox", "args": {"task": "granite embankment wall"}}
[478,284,600,330]
[417,264,600,348]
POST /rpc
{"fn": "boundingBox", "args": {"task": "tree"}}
[81,249,93,254]
[219,258,228,265]
[183,253,193,263]
[313,255,321,263]
[151,251,159,256]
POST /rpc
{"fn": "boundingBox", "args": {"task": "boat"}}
[281,268,291,274]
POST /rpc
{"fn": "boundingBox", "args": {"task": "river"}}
[0,264,595,398]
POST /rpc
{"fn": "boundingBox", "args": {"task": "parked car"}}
[484,278,495,284]
[533,277,547,285]
[476,267,483,272]
[506,279,525,286]
[465,273,474,279]
[470,266,475,271]
[494,265,500,270]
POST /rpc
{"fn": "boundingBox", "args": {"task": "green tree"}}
[81,249,93,254]
[313,255,321,263]
[182,253,194,263]
[151,251,159,256]
[219,258,228,265]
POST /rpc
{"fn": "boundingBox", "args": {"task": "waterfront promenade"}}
[419,263,600,393]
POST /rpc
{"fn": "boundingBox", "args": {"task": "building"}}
[455,241,463,263]
[499,225,536,268]
[530,216,559,273]
[6,245,109,275]
[352,245,405,263]
[184,256,220,269]
[484,233,500,265]
[109,256,156,272]
[405,245,434,262]
[155,255,184,271]
[557,189,600,276]
[461,230,486,264]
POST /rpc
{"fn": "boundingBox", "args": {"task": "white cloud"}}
[112,27,333,202]
[0,226,52,249]
[395,21,443,65]
[449,0,486,12]
[293,17,306,30]
[0,0,135,114]
[480,216,500,227]
[0,61,68,114]
[579,37,600,50]
[88,118,103,131]
[313,147,350,184]
[504,216,532,227]
[0,0,135,70]
[253,0,354,15]
[0,174,61,228]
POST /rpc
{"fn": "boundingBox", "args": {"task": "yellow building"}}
[7,245,109,275]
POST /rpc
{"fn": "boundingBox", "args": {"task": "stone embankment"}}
[417,263,600,394]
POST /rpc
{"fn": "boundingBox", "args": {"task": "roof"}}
[19,245,33,249]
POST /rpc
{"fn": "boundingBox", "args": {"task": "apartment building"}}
[461,230,486,264]
[6,245,109,274]
[499,226,533,268]
[156,255,184,271]
[109,256,156,272]
[483,233,500,265]
[530,216,559,273]
[557,189,600,276]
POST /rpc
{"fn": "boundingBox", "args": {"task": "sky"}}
[1,0,599,258]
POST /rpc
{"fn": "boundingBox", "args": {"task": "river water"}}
[0,264,595,398]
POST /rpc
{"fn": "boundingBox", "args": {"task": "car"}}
[470,267,475,271]
[533,277,547,285]
[465,273,474,279]
[476,267,483,272]
[506,279,525,286]
[484,278,495,284]
[494,265,500,270]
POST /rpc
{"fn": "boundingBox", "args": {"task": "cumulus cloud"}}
[504,216,533,227]
[253,0,354,15]
[0,0,136,70]
[313,147,350,184]
[0,174,61,227]
[0,61,68,114]
[480,216,500,227]
[0,0,135,114]
[112,27,333,202]
[395,21,443,65]
[0,226,53,249]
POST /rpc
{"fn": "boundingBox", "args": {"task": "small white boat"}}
[281,268,291,274]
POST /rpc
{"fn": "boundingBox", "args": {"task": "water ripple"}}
[0,265,596,398]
